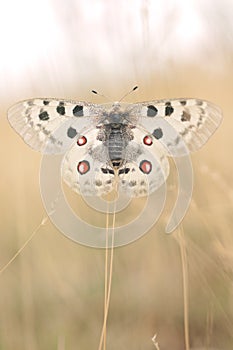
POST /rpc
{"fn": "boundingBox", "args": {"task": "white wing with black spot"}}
[8,98,104,154]
[8,96,222,198]
[117,127,170,197]
[62,126,169,197]
[62,128,116,196]
[133,98,222,155]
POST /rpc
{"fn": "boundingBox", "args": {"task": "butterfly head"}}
[100,102,129,125]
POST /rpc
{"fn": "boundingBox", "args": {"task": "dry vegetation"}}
[0,1,233,349]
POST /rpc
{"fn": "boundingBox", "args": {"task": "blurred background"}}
[0,0,233,349]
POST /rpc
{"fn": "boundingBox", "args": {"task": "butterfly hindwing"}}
[117,127,169,197]
[62,126,169,197]
[62,128,115,196]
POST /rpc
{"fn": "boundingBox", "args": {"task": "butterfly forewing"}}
[134,98,222,154]
[7,98,104,154]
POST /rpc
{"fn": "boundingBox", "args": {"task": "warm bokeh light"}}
[0,0,232,99]
[0,1,59,79]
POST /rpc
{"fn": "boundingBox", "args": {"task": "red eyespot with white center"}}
[77,160,90,175]
[143,135,153,146]
[77,136,87,146]
[139,160,152,174]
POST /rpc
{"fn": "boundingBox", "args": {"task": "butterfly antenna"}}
[118,86,138,102]
[91,90,112,102]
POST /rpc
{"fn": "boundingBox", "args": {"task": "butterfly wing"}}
[62,128,116,196]
[62,126,169,198]
[130,98,222,156]
[8,98,104,154]
[8,97,222,198]
[117,127,170,197]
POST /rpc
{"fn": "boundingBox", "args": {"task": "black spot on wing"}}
[118,168,130,175]
[101,168,108,174]
[67,127,77,138]
[39,111,49,121]
[101,168,114,175]
[165,102,174,116]
[180,100,187,106]
[73,105,84,117]
[147,105,158,117]
[181,110,191,122]
[152,128,163,139]
[56,102,66,115]
[43,100,50,105]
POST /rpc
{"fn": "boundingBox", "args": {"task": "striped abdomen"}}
[107,127,128,168]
